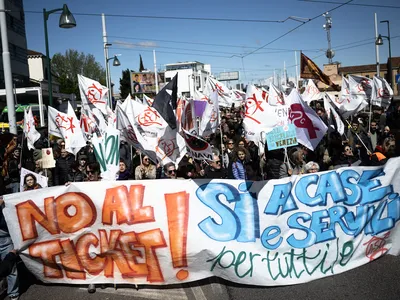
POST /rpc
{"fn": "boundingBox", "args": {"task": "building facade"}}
[0,0,29,91]
[317,57,400,97]
[164,61,211,98]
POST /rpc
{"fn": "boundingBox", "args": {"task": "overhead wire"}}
[298,0,400,9]
[239,0,354,58]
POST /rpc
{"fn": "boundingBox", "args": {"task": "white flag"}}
[323,93,345,135]
[126,96,186,165]
[268,83,286,106]
[302,80,323,104]
[204,77,232,107]
[48,106,63,138]
[288,90,328,150]
[371,76,393,108]
[116,103,157,163]
[48,103,86,155]
[332,76,368,118]
[243,84,278,143]
[143,94,154,106]
[78,74,109,114]
[199,90,219,137]
[24,107,40,150]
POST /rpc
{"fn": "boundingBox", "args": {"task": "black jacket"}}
[204,166,228,179]
[67,170,86,182]
[54,155,75,185]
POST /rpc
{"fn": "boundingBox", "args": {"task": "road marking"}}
[190,286,207,300]
[79,287,188,300]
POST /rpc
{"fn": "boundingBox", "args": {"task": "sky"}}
[24,0,400,91]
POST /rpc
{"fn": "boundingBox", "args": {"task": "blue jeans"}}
[0,229,19,297]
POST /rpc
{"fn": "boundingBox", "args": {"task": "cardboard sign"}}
[41,148,56,169]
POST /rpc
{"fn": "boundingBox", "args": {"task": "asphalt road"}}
[2,254,399,300]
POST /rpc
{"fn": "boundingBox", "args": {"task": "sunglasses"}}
[87,170,95,174]
[167,170,176,174]
[228,142,234,145]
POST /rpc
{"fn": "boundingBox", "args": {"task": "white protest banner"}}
[20,168,48,192]
[3,158,400,286]
[41,148,56,169]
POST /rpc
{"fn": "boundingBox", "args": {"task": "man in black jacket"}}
[54,149,74,186]
[204,154,227,179]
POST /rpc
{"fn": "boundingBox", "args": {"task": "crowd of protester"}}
[0,100,399,298]
[0,102,399,195]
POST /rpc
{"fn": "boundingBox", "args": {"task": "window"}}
[6,13,25,36]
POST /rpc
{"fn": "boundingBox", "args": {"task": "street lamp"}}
[376,20,392,86]
[104,42,121,107]
[43,4,76,107]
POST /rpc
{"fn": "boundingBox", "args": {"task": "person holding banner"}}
[231,147,253,180]
[204,154,227,179]
[279,148,306,179]
[117,159,131,180]
[134,156,156,180]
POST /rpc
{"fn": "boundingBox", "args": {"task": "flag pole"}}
[344,119,371,154]
[153,50,159,94]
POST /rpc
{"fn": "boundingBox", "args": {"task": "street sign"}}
[217,71,239,81]
[396,74,400,84]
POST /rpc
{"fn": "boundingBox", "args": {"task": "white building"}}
[27,50,60,95]
[164,61,211,98]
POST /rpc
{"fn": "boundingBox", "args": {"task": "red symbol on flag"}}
[157,138,177,158]
[289,104,319,139]
[244,93,264,124]
[137,107,163,126]
[56,113,75,133]
[86,84,106,104]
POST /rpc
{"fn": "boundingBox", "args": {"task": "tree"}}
[119,68,132,99]
[51,49,106,99]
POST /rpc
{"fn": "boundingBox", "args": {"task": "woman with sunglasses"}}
[135,155,156,180]
[332,144,361,169]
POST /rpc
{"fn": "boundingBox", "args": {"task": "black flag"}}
[152,73,178,129]
[139,55,145,72]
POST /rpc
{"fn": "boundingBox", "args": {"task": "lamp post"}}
[106,52,121,107]
[376,20,392,86]
[43,4,76,107]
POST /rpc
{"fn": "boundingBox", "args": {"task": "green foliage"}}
[51,49,106,99]
[119,68,131,99]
